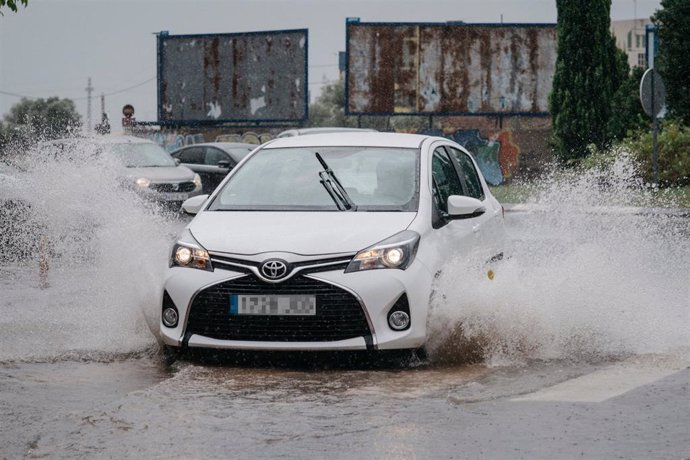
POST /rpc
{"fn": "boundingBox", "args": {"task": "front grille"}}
[209,253,351,276]
[186,275,371,342]
[151,181,196,193]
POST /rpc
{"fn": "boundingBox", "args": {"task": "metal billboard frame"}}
[157,29,309,127]
[345,21,557,117]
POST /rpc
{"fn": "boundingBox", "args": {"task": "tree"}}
[0,0,27,13]
[653,0,690,124]
[2,97,81,146]
[307,77,357,128]
[549,0,626,163]
[607,65,648,142]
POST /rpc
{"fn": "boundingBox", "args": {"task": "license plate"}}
[159,192,188,201]
[229,294,316,316]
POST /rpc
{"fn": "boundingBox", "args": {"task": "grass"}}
[488,183,536,205]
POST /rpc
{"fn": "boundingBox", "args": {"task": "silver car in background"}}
[38,136,203,209]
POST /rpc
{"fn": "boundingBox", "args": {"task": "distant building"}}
[611,18,652,69]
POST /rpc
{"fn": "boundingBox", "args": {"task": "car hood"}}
[126,165,195,182]
[188,211,417,255]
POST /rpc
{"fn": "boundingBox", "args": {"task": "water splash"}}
[0,137,180,363]
[428,154,690,366]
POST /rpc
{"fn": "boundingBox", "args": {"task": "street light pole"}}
[85,77,94,134]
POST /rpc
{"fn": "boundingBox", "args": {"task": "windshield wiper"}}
[315,152,357,211]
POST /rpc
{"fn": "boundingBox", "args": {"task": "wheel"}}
[162,344,183,365]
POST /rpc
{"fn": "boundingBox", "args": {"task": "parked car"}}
[38,136,203,209]
[276,127,377,138]
[160,132,505,356]
[170,142,256,194]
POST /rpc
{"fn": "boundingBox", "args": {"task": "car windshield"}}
[208,146,419,211]
[108,143,177,168]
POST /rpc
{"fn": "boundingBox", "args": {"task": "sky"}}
[0,0,662,129]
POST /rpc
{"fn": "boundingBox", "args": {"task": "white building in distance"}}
[611,18,652,69]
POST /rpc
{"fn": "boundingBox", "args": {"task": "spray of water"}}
[0,137,179,363]
[427,153,690,366]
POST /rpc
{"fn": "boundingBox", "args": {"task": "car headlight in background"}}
[193,173,202,191]
[345,230,420,273]
[170,229,213,271]
[135,177,151,188]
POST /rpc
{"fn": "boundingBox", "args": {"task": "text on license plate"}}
[159,192,189,201]
[229,294,316,316]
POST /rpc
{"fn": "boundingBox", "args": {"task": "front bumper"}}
[160,258,434,351]
[138,182,202,204]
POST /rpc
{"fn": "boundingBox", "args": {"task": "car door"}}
[202,147,235,193]
[445,145,505,261]
[173,146,204,171]
[429,145,493,268]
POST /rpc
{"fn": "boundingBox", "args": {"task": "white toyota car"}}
[160,132,505,355]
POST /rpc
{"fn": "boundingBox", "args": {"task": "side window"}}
[204,148,232,166]
[176,147,204,164]
[431,148,464,213]
[447,147,485,201]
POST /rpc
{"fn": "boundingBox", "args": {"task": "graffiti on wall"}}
[420,128,521,185]
[146,132,207,152]
[215,132,274,145]
[145,131,273,152]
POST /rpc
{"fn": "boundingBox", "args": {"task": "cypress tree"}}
[549,0,623,163]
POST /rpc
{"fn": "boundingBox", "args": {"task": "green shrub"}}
[622,121,690,187]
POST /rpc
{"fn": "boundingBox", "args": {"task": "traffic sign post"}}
[122,104,136,128]
[640,68,666,186]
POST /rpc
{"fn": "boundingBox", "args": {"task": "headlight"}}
[170,229,213,271]
[345,230,420,273]
[135,177,151,188]
[193,173,202,190]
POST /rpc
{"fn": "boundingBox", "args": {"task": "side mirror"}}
[217,160,230,169]
[181,194,209,216]
[174,158,181,166]
[447,195,485,219]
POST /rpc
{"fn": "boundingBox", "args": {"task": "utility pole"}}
[85,77,94,133]
[101,92,105,117]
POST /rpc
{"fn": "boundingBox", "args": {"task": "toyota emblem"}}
[260,259,289,280]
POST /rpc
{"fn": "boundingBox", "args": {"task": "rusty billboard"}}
[346,22,557,116]
[157,29,308,125]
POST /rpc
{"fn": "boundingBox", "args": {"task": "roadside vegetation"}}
[0,97,81,160]
[491,120,690,208]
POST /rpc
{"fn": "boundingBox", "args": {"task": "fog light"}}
[388,311,410,331]
[162,307,178,327]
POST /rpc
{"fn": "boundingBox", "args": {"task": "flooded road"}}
[1,151,689,458]
[2,354,688,458]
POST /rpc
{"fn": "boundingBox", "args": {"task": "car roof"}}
[264,132,432,149]
[85,135,158,145]
[174,142,257,151]
[41,135,157,147]
[276,127,377,138]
